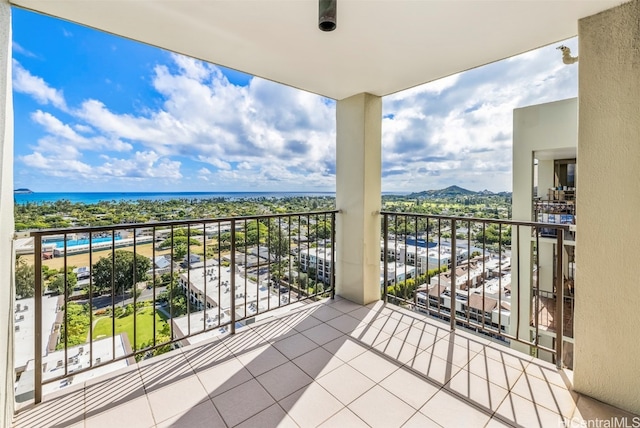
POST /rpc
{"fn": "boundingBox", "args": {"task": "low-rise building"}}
[298,248,333,283]
[380,242,468,275]
[415,262,512,336]
[178,261,280,315]
[14,335,133,403]
[13,297,60,376]
[380,262,416,286]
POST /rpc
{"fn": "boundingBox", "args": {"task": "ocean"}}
[14,191,336,205]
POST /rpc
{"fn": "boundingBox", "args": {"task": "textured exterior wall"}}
[336,93,382,305]
[512,98,578,219]
[511,98,577,352]
[0,2,15,426]
[537,160,555,200]
[575,0,640,414]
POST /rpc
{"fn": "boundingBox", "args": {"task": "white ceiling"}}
[535,148,577,161]
[10,0,622,100]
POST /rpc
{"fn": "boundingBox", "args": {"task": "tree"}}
[245,220,268,246]
[311,220,332,240]
[139,323,173,361]
[270,259,290,283]
[159,281,188,317]
[48,268,78,296]
[474,224,511,246]
[158,235,198,250]
[57,303,90,349]
[388,278,417,300]
[268,220,289,261]
[92,250,151,295]
[42,265,59,281]
[174,243,188,262]
[15,256,35,299]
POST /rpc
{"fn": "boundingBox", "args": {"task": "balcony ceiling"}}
[11,0,620,100]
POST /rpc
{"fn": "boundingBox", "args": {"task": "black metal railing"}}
[533,289,575,339]
[30,210,337,403]
[533,199,576,241]
[380,212,572,368]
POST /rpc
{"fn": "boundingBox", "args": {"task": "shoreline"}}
[14,191,337,205]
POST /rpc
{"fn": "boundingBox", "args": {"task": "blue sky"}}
[12,8,578,193]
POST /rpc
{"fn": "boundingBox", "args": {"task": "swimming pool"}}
[44,236,122,248]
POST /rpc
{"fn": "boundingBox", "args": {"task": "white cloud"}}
[73,124,94,134]
[172,55,217,82]
[12,42,37,58]
[96,151,182,179]
[198,167,212,181]
[16,37,578,193]
[381,38,578,192]
[30,110,132,153]
[20,152,93,176]
[20,150,182,181]
[12,60,68,111]
[388,72,461,102]
[71,54,336,185]
[197,156,231,170]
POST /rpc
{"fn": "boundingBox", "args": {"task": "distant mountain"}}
[406,186,511,199]
[14,188,33,194]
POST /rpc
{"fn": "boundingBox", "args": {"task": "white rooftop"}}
[13,296,59,372]
[180,264,284,321]
[15,335,132,402]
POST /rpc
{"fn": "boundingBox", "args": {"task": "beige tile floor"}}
[12,296,638,428]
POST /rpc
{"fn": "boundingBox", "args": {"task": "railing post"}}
[34,234,43,404]
[383,214,388,303]
[230,219,236,335]
[450,220,457,332]
[330,212,336,299]
[555,229,564,368]
[515,223,520,343]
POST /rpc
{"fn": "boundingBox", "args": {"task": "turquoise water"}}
[44,236,122,248]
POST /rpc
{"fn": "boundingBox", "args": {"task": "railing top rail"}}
[30,209,340,237]
[379,210,571,230]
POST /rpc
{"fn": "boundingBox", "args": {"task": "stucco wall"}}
[0,2,15,426]
[512,98,578,222]
[511,98,577,350]
[537,160,555,200]
[574,0,640,414]
[336,93,382,305]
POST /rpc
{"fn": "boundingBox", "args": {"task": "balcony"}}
[532,199,576,242]
[13,211,638,427]
[3,0,640,422]
[12,296,637,428]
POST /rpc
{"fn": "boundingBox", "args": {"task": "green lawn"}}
[93,306,168,350]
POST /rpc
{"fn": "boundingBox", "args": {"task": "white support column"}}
[335,93,382,305]
[537,160,555,200]
[0,1,15,425]
[575,0,640,414]
[511,99,577,354]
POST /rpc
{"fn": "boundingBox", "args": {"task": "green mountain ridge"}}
[405,185,511,199]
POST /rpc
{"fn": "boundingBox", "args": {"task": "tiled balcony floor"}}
[13,296,638,428]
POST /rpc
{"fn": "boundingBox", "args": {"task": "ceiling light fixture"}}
[319,0,337,32]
